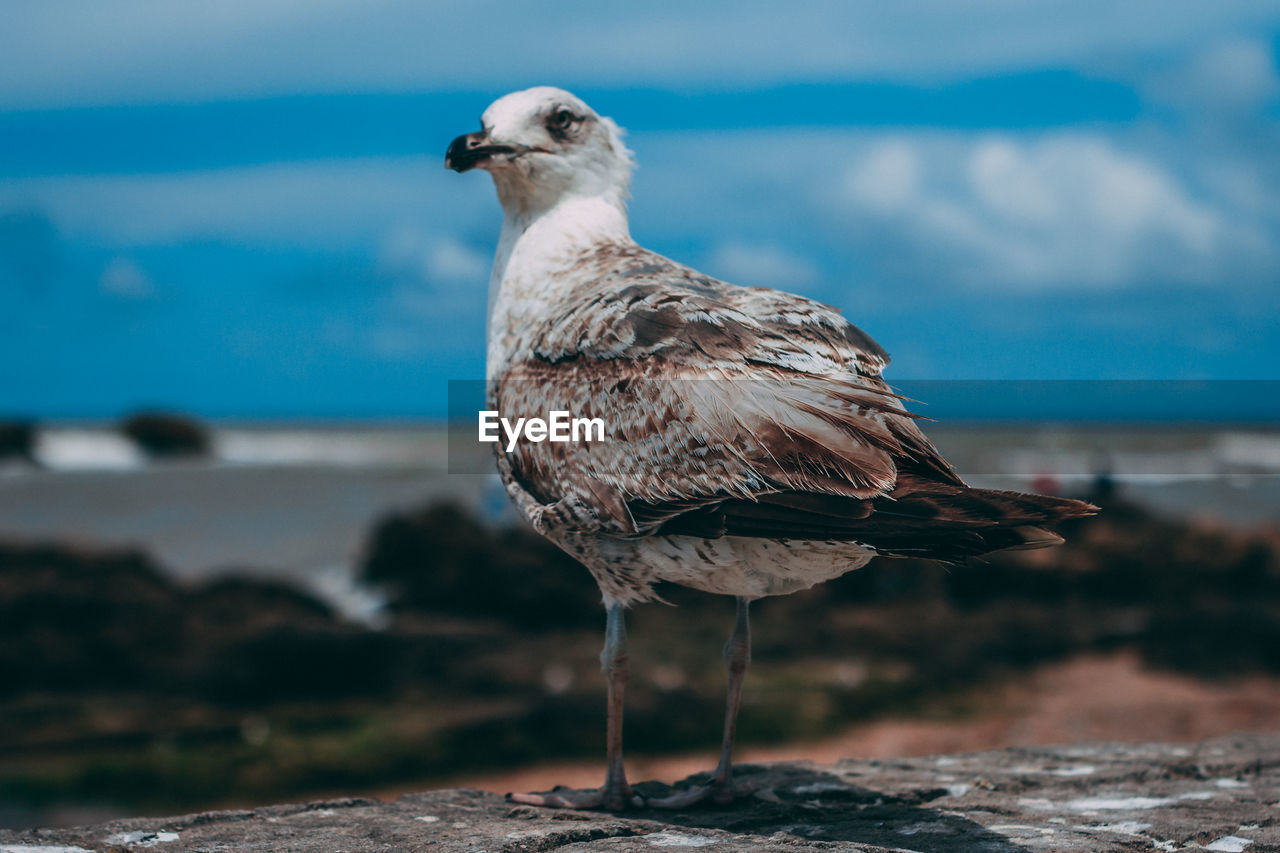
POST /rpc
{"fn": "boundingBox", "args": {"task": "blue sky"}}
[2,1,1279,419]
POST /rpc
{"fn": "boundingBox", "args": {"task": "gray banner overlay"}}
[446,379,1280,478]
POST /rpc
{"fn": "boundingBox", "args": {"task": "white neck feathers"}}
[485,194,631,377]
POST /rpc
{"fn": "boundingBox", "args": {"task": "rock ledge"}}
[2,734,1276,852]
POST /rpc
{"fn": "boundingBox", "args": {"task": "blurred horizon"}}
[2,2,1279,419]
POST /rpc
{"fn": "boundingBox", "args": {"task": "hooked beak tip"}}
[445,133,473,173]
[446,131,517,173]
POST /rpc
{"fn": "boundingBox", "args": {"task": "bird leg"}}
[507,604,642,810]
[649,596,752,809]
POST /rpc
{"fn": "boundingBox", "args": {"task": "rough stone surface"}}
[2,734,1277,852]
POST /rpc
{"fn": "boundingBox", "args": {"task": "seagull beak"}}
[445,130,516,173]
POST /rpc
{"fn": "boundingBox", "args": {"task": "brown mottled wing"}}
[495,245,960,536]
[496,244,1096,554]
[529,244,890,379]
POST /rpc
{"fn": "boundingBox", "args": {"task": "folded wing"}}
[495,244,1094,559]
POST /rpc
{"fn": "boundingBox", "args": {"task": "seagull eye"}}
[550,108,576,129]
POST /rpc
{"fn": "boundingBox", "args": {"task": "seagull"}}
[446,86,1096,811]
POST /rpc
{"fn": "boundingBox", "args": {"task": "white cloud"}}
[373,227,490,353]
[378,227,488,282]
[840,132,1240,288]
[705,242,817,287]
[99,257,154,298]
[378,227,490,295]
[1,1,1278,107]
[1147,38,1280,114]
[846,140,921,213]
[968,139,1061,224]
[427,236,489,281]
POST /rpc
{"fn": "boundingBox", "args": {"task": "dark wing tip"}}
[1000,525,1065,551]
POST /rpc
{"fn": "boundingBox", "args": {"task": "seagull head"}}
[446,87,634,215]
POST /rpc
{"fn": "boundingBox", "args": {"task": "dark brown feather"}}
[647,485,1096,562]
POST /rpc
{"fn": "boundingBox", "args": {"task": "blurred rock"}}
[360,503,602,630]
[120,412,210,458]
[0,420,36,462]
[0,544,184,695]
[3,734,1275,852]
[0,543,443,703]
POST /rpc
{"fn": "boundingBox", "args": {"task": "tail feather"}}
[1004,525,1066,550]
[704,482,1097,562]
[857,482,1096,560]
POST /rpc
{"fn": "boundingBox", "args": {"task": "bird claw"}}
[645,780,742,809]
[506,785,643,811]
